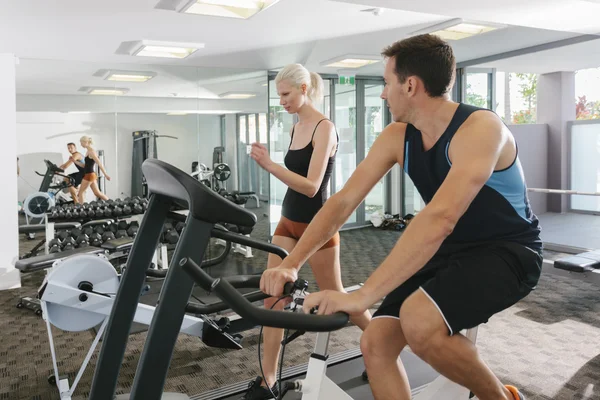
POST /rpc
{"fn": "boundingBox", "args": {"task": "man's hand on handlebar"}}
[303,290,368,317]
[260,267,298,297]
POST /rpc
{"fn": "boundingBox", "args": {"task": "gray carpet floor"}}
[3,204,600,399]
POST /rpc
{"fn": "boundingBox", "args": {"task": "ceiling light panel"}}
[79,86,130,96]
[179,0,281,19]
[128,40,204,59]
[94,69,157,82]
[219,91,257,99]
[321,54,381,69]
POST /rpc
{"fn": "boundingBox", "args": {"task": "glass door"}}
[268,80,295,234]
[237,115,249,192]
[334,82,357,224]
[363,81,387,221]
[257,113,269,201]
[464,68,495,110]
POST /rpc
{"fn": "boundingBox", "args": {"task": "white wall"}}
[17,112,222,200]
[537,71,576,212]
[1,54,20,290]
[510,123,549,214]
[224,114,239,191]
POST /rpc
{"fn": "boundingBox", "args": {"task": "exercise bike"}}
[22,160,76,232]
[31,221,282,400]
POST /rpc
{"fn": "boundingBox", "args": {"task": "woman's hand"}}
[250,143,274,172]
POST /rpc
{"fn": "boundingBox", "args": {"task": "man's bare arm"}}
[355,112,508,308]
[283,123,405,271]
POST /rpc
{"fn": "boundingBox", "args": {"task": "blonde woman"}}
[245,64,372,399]
[77,136,110,203]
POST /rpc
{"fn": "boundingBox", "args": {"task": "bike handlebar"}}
[180,257,349,332]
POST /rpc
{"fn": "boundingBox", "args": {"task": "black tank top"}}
[84,155,96,174]
[404,103,542,251]
[281,119,338,223]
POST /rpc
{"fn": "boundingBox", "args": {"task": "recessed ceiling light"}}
[93,69,157,83]
[410,18,505,41]
[219,91,257,99]
[127,40,204,59]
[321,54,380,69]
[162,0,281,20]
[79,86,130,96]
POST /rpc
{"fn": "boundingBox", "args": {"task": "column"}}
[0,54,20,290]
[536,71,576,213]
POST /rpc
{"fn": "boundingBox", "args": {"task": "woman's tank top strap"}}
[310,118,329,141]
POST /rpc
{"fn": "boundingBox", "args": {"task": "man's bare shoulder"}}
[371,122,407,162]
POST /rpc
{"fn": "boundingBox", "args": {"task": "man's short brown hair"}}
[382,34,456,97]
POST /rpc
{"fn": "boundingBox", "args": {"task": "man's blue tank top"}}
[403,103,542,251]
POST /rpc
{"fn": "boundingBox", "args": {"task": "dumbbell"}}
[133,204,143,214]
[117,220,129,230]
[76,234,89,248]
[102,231,116,242]
[48,238,62,249]
[107,224,118,234]
[71,228,82,239]
[95,208,105,218]
[56,231,70,241]
[93,225,105,235]
[113,207,123,217]
[115,230,129,239]
[90,233,103,247]
[62,237,76,251]
[175,222,185,234]
[164,230,180,244]
[58,209,66,219]
[162,223,179,244]
[106,199,115,207]
[83,227,94,237]
[79,209,88,219]
[127,221,139,237]
[122,205,132,216]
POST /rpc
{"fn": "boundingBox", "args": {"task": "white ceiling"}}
[331,0,600,35]
[471,38,600,74]
[4,0,600,112]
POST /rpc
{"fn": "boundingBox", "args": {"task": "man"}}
[260,34,541,400]
[59,142,85,203]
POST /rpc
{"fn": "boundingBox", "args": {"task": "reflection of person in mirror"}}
[58,142,85,204]
[77,135,110,203]
[244,63,372,399]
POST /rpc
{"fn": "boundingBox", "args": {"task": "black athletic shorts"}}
[372,241,543,335]
[68,172,84,186]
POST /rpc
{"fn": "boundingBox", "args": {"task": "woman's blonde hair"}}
[275,63,324,104]
[80,135,93,145]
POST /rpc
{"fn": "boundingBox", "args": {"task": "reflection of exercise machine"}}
[22,160,76,230]
[19,221,277,400]
[131,130,178,198]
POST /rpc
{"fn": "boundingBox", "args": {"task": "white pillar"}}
[0,54,20,290]
[537,71,575,213]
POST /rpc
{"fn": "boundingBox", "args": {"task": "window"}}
[495,72,538,124]
[575,67,600,120]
